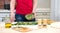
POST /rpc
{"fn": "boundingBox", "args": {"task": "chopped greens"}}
[12,22,37,25]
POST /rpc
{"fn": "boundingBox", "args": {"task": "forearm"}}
[10,0,16,22]
[10,0,16,13]
[33,0,37,12]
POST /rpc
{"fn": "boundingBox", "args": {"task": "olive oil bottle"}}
[5,15,12,28]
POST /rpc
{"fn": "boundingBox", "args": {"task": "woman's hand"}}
[32,11,36,18]
[10,0,16,22]
[10,12,15,22]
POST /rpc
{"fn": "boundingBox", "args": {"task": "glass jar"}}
[5,22,12,28]
[37,19,43,29]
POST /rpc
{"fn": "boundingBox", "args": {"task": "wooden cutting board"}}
[12,27,32,32]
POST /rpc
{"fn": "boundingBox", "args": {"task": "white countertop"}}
[0,22,60,33]
[0,10,15,12]
[0,8,50,12]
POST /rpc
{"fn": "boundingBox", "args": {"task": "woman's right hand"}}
[10,12,15,22]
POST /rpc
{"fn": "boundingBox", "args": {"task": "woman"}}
[10,0,37,22]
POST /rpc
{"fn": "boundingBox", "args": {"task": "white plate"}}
[12,22,17,24]
[12,25,38,30]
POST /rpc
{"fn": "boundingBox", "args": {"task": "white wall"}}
[37,0,51,8]
[51,0,60,21]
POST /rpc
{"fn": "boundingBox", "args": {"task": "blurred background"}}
[0,0,59,22]
[0,0,51,22]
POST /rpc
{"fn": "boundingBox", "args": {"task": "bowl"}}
[25,13,35,20]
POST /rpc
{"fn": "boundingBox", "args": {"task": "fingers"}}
[33,12,36,18]
[10,12,15,22]
[10,17,14,22]
[10,15,15,22]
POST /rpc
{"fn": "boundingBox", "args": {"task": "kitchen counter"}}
[0,22,60,33]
